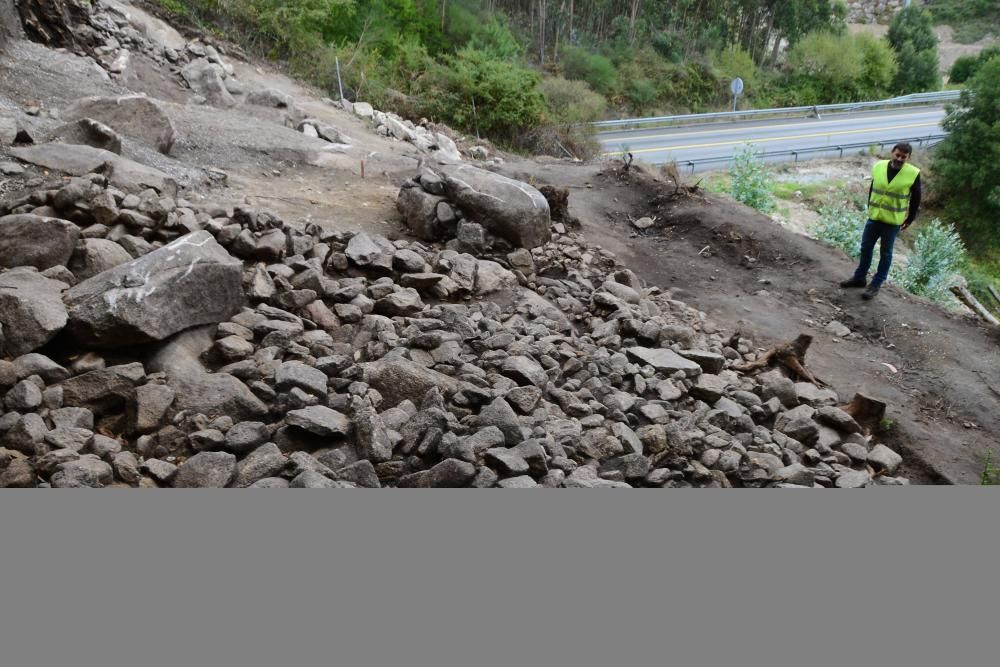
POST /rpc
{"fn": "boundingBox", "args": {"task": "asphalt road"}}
[597,106,947,171]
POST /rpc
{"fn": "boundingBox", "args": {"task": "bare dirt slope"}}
[502,159,1000,484]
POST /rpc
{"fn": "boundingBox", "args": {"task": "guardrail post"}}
[686,161,695,175]
[837,146,843,157]
[792,151,798,163]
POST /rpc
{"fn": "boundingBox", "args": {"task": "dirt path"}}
[502,158,1000,485]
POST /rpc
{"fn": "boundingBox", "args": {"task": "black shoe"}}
[840,278,866,288]
[862,285,880,300]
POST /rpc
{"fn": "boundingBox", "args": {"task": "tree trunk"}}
[441,0,447,32]
[950,286,1000,325]
[629,0,642,44]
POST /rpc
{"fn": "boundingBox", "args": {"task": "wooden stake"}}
[950,285,999,326]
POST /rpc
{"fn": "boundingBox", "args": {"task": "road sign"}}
[730,78,744,96]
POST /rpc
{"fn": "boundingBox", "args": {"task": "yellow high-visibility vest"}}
[868,160,919,225]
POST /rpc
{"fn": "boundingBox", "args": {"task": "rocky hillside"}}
[0,0,915,488]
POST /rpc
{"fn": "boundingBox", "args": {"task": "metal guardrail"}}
[592,91,962,130]
[672,134,948,174]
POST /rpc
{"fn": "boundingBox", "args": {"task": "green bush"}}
[811,206,865,258]
[711,46,758,91]
[560,45,619,96]
[854,32,898,99]
[948,46,1000,84]
[891,219,966,303]
[540,77,607,126]
[417,48,546,144]
[625,78,658,114]
[729,146,775,213]
[949,55,980,84]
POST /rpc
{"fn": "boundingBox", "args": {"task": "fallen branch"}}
[950,285,999,326]
[731,333,827,387]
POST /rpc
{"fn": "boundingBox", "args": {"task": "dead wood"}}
[839,394,887,435]
[731,333,827,387]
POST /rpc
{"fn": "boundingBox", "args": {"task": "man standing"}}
[840,143,922,300]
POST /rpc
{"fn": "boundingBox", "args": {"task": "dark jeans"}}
[852,219,901,288]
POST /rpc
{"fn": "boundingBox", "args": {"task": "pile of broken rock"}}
[0,157,907,487]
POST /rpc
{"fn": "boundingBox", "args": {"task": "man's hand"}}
[901,220,913,231]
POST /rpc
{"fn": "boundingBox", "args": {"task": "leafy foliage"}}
[934,56,1000,246]
[540,76,607,126]
[559,45,618,96]
[891,219,966,303]
[417,48,546,143]
[785,30,898,103]
[887,6,942,93]
[729,146,775,213]
[948,46,1000,84]
[811,206,865,258]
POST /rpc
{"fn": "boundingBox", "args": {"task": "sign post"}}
[730,77,744,113]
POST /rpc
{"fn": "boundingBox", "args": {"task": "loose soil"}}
[502,158,1000,484]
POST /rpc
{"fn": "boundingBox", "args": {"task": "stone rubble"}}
[0,155,910,488]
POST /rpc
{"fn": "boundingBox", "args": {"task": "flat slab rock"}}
[9,143,178,197]
[64,231,245,347]
[625,347,702,377]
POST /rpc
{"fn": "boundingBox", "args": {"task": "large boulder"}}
[181,58,235,108]
[60,95,177,154]
[0,214,80,270]
[64,231,245,347]
[146,327,268,421]
[396,185,448,241]
[438,164,551,249]
[0,268,68,357]
[9,144,177,196]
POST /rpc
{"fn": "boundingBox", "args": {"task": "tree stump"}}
[731,333,827,387]
[840,394,887,435]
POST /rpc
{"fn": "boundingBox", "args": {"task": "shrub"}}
[891,219,966,304]
[711,46,758,92]
[811,206,865,258]
[417,48,546,144]
[787,31,863,102]
[948,46,1000,84]
[560,45,619,96]
[625,78,658,114]
[729,146,775,213]
[949,55,980,84]
[540,76,607,125]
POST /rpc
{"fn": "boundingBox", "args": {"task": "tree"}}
[934,55,1000,245]
[887,5,941,93]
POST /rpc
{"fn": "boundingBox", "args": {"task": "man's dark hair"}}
[892,142,913,155]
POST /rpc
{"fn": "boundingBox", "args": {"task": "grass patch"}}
[772,179,844,203]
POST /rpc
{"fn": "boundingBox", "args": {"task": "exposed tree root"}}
[731,333,827,387]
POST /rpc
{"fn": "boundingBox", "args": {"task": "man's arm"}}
[902,175,921,229]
